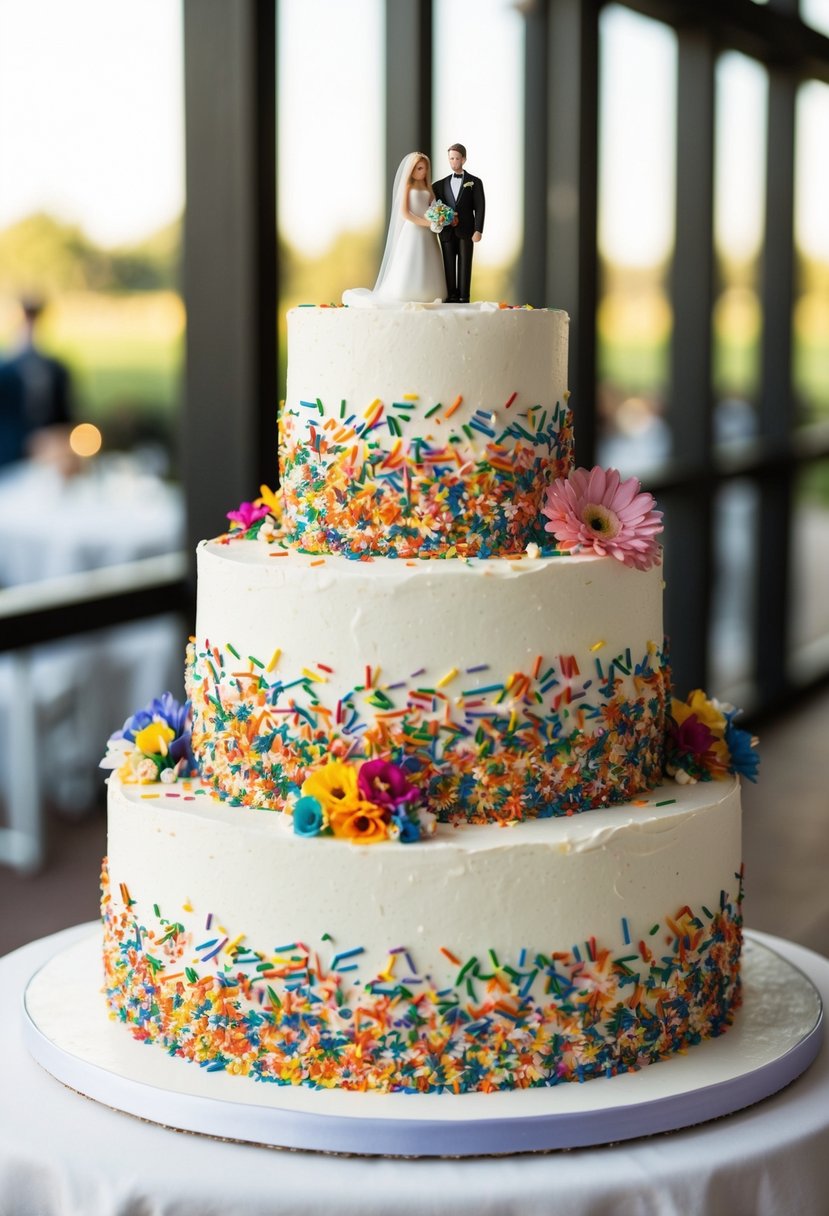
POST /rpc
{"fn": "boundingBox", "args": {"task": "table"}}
[3,925,829,1216]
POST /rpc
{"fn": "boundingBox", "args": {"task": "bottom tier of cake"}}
[102,776,743,1094]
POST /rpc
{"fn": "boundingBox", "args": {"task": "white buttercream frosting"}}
[195,541,662,694]
[284,304,569,453]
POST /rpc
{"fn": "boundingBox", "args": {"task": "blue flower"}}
[395,812,421,844]
[293,795,325,837]
[725,721,760,782]
[115,693,190,742]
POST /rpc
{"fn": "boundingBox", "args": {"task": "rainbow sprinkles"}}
[278,393,573,558]
[186,638,669,824]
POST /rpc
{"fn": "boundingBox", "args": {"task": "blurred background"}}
[0,0,827,952]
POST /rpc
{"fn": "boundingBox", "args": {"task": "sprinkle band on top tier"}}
[279,305,572,558]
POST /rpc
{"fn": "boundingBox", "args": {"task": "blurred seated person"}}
[0,359,26,467]
[0,296,74,472]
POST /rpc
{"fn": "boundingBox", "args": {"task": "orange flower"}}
[327,797,389,844]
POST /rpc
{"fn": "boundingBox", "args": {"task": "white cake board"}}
[22,929,823,1157]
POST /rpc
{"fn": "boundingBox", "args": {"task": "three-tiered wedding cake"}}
[102,303,746,1094]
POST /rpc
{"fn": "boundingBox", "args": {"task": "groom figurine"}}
[432,144,485,303]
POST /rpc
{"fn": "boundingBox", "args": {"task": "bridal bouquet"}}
[426,200,455,233]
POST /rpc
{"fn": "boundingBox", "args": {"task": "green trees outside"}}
[0,212,826,468]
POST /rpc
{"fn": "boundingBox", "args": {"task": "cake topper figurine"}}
[343,151,445,306]
[432,143,485,303]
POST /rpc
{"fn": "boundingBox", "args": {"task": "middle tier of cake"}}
[188,539,668,821]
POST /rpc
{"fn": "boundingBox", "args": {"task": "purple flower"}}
[227,501,270,529]
[357,759,419,810]
[669,714,714,758]
[115,693,190,743]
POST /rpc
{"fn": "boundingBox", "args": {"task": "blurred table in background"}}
[0,458,186,873]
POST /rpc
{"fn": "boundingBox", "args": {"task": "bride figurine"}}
[343,152,446,306]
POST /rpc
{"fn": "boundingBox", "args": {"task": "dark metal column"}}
[664,25,716,696]
[756,57,797,706]
[519,0,550,311]
[385,0,433,192]
[541,0,600,466]
[182,0,277,564]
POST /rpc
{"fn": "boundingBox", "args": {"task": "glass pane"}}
[801,0,829,38]
[790,462,829,675]
[433,0,524,302]
[794,81,829,427]
[596,5,677,476]
[712,53,766,449]
[0,0,185,590]
[710,479,759,696]
[0,2,185,834]
[277,0,383,310]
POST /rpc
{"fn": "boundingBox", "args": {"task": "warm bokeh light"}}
[69,422,103,458]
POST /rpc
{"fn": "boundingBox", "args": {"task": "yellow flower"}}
[256,484,282,517]
[327,797,389,844]
[301,760,358,812]
[134,721,175,756]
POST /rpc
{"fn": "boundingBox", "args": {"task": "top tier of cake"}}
[278,304,571,558]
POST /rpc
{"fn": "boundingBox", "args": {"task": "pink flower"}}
[227,500,271,529]
[542,466,663,570]
[357,759,419,811]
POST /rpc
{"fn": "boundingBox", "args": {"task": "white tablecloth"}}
[0,459,183,587]
[2,926,828,1216]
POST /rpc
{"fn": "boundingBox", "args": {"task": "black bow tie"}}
[452,173,463,178]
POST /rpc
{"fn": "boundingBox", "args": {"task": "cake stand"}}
[21,927,823,1158]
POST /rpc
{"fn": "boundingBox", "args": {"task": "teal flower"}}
[293,795,325,837]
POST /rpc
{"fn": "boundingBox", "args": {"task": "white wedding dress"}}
[374,189,445,304]
[343,157,447,309]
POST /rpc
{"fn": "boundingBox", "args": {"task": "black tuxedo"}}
[432,170,485,302]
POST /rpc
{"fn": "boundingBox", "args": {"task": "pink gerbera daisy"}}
[542,466,663,570]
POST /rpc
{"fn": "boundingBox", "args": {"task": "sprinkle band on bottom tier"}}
[101,864,743,1095]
